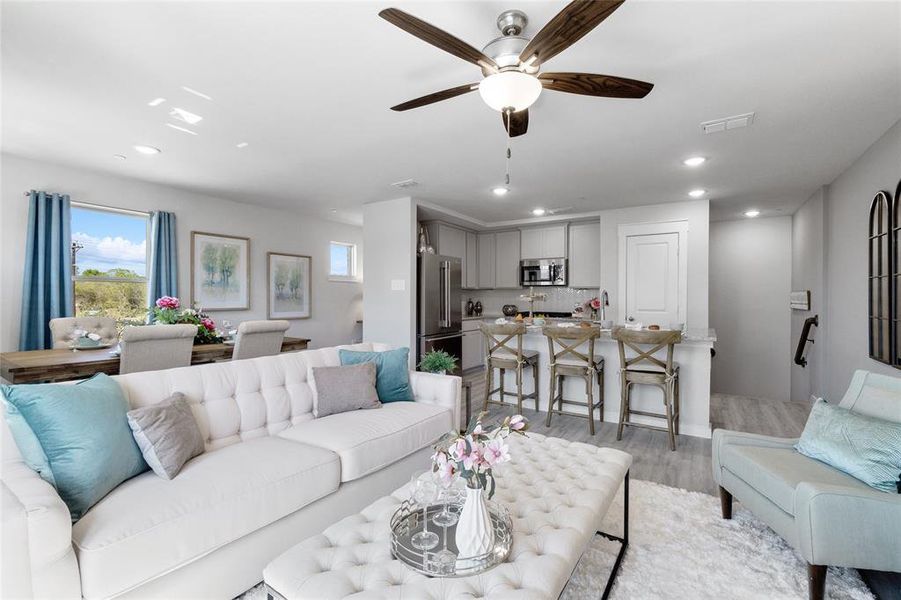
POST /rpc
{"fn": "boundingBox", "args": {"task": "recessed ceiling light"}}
[688,189,706,198]
[181,86,212,101]
[165,123,197,135]
[133,145,161,155]
[491,186,509,197]
[531,208,546,216]
[147,97,166,107]
[236,142,249,148]
[113,154,127,160]
[169,107,202,125]
[744,209,761,218]
[683,156,706,167]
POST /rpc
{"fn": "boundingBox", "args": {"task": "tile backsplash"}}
[462,287,600,316]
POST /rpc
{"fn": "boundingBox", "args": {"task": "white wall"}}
[710,216,792,401]
[599,199,710,328]
[821,119,901,400]
[0,153,363,352]
[790,187,825,402]
[362,197,416,357]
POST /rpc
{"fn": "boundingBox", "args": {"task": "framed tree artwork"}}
[267,252,311,319]
[191,231,250,311]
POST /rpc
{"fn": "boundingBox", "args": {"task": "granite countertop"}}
[467,315,716,344]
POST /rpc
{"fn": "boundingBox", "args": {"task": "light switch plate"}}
[390,279,406,291]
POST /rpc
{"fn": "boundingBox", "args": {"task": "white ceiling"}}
[2,1,899,226]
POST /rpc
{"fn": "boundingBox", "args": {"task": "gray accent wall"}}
[710,217,792,401]
[0,153,364,352]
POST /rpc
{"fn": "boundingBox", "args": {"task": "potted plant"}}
[150,296,223,345]
[418,349,458,375]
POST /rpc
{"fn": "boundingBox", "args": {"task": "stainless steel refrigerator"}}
[417,253,462,374]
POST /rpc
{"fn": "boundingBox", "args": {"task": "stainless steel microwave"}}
[520,258,567,287]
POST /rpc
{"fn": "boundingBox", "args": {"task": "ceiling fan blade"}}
[539,72,653,98]
[390,83,479,111]
[502,109,529,137]
[519,0,625,68]
[379,8,498,71]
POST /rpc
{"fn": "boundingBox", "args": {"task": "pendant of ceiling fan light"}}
[478,71,542,112]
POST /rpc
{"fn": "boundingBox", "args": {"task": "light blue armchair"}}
[712,370,901,600]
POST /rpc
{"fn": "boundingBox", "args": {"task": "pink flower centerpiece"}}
[150,296,223,344]
[431,412,527,559]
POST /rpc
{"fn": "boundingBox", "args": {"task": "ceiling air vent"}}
[700,112,755,135]
[391,178,419,189]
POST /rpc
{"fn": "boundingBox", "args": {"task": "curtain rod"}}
[24,192,150,217]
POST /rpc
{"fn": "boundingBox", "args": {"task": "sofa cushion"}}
[278,402,452,482]
[720,445,869,515]
[72,437,340,599]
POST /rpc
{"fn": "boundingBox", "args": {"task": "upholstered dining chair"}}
[119,324,196,374]
[232,320,290,360]
[49,316,118,349]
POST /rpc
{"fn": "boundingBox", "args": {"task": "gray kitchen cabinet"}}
[568,221,601,288]
[464,231,479,289]
[520,224,568,259]
[461,319,484,370]
[494,230,521,289]
[477,232,496,289]
[427,222,466,259]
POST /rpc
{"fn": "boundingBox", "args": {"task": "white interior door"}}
[619,221,688,327]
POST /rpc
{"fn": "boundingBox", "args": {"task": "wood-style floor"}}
[464,370,810,496]
[465,369,900,600]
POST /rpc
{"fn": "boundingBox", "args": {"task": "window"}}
[329,241,357,281]
[71,205,149,326]
[868,191,892,364]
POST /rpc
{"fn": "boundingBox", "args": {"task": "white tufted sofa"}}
[0,342,461,600]
[264,433,632,599]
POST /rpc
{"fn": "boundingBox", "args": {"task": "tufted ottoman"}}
[263,433,632,599]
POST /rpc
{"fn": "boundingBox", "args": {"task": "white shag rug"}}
[239,479,874,600]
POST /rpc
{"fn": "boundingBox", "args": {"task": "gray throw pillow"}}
[127,393,205,480]
[311,363,381,418]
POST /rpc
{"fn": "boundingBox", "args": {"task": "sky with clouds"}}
[72,207,147,276]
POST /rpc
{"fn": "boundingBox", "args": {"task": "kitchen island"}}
[481,320,716,438]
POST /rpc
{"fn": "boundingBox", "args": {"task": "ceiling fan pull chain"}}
[505,108,512,186]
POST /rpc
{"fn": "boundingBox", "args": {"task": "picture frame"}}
[190,231,250,311]
[267,252,311,319]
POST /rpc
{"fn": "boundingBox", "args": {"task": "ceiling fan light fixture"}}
[478,71,542,112]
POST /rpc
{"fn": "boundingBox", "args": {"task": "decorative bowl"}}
[502,305,518,317]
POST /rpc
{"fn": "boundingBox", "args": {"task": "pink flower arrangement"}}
[431,413,528,497]
[201,317,216,331]
[155,296,180,310]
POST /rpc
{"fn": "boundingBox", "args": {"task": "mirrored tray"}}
[390,499,513,578]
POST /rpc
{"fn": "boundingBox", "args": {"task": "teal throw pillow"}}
[1,391,56,487]
[2,374,149,520]
[338,348,413,402]
[796,398,901,493]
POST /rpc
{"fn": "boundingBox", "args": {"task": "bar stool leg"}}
[598,366,605,423]
[483,364,492,412]
[546,365,556,427]
[674,377,681,436]
[532,361,539,412]
[586,370,595,436]
[617,374,628,441]
[499,368,506,406]
[664,382,676,451]
[515,365,523,414]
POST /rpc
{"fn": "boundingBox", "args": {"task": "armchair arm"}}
[409,371,462,431]
[711,429,799,486]
[794,481,901,571]
[1,461,81,599]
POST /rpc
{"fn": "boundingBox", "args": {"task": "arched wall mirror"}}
[869,190,892,364]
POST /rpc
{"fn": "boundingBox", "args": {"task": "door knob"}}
[627,316,635,322]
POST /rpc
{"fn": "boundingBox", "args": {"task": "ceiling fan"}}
[380,0,653,137]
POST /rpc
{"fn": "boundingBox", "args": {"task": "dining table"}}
[0,337,311,384]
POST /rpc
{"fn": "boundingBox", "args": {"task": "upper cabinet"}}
[568,222,601,288]
[426,222,478,289]
[520,224,568,259]
[494,230,521,289]
[477,232,496,289]
[464,231,479,289]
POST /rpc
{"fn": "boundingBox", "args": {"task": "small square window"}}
[329,242,357,281]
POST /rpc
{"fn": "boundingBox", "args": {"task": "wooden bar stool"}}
[612,328,682,451]
[542,325,605,435]
[481,322,539,414]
